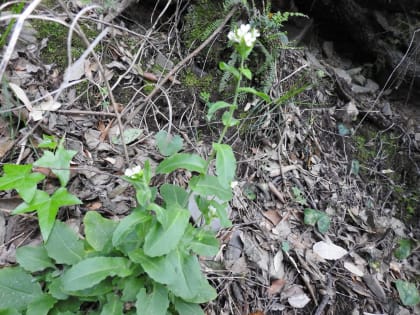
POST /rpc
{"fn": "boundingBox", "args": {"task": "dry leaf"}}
[313,241,348,260]
[344,261,364,277]
[30,99,61,121]
[288,293,311,308]
[267,278,286,295]
[9,82,32,111]
[262,210,281,226]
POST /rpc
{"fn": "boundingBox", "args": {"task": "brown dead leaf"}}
[86,201,102,210]
[268,278,286,295]
[262,209,281,226]
[249,312,264,315]
[142,72,159,82]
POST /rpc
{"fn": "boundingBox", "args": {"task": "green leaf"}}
[45,220,85,265]
[351,159,360,175]
[100,293,124,315]
[111,128,142,145]
[160,184,189,208]
[27,294,56,315]
[70,279,114,298]
[292,187,307,205]
[209,199,231,228]
[213,143,236,188]
[38,134,58,150]
[16,245,55,272]
[189,229,219,256]
[221,111,239,127]
[166,251,216,303]
[394,239,412,260]
[156,153,207,174]
[316,213,331,234]
[120,276,144,302]
[128,249,177,285]
[206,101,232,121]
[112,211,150,248]
[304,208,319,225]
[0,267,43,311]
[135,283,169,315]
[0,164,45,203]
[62,257,132,291]
[84,211,117,252]
[174,298,204,315]
[239,67,252,80]
[155,130,183,156]
[219,62,239,79]
[338,123,350,136]
[190,175,232,202]
[238,87,271,102]
[34,144,77,187]
[395,280,420,306]
[144,208,190,257]
[0,309,21,315]
[14,188,82,241]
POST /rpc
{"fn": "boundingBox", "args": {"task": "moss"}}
[31,20,99,70]
[181,69,214,93]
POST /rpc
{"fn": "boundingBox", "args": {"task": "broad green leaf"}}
[0,309,21,315]
[34,144,77,187]
[38,134,58,150]
[144,208,190,257]
[62,257,132,291]
[190,175,232,202]
[13,188,82,241]
[128,249,176,285]
[84,211,117,252]
[219,62,239,79]
[304,208,319,226]
[135,283,169,315]
[174,298,204,315]
[239,67,252,80]
[111,128,142,145]
[317,213,330,234]
[206,101,232,121]
[120,276,145,302]
[160,184,189,208]
[16,245,55,272]
[238,87,271,102]
[394,239,412,260]
[0,267,43,311]
[213,143,236,187]
[166,251,217,302]
[0,164,44,203]
[45,221,85,265]
[100,293,124,315]
[221,111,239,127]
[155,130,183,156]
[396,280,420,306]
[112,211,150,248]
[27,294,56,315]
[69,278,114,297]
[47,277,68,300]
[189,229,219,256]
[156,153,207,174]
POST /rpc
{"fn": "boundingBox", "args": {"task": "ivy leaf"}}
[395,280,420,306]
[0,164,45,203]
[155,130,183,156]
[213,143,236,188]
[34,145,77,187]
[38,134,58,150]
[156,153,207,174]
[13,188,82,241]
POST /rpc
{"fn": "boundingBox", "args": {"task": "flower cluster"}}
[124,165,142,178]
[228,24,260,48]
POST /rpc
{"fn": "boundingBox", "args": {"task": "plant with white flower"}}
[228,23,260,58]
[124,165,142,178]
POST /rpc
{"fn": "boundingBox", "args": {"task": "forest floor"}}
[0,1,419,314]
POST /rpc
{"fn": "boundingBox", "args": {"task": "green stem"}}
[205,57,245,172]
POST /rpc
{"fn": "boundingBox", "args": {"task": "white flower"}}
[208,205,217,215]
[228,24,260,47]
[124,165,142,178]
